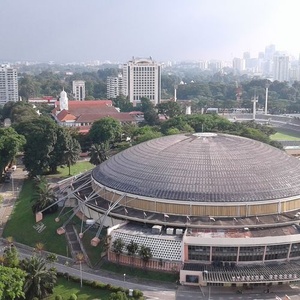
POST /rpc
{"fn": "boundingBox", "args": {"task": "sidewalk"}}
[0,165,26,236]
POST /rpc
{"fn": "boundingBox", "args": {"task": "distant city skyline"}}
[1,0,300,63]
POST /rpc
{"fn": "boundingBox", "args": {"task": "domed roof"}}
[92,133,300,203]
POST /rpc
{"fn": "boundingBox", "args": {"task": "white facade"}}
[123,57,161,106]
[59,89,68,111]
[232,58,245,73]
[273,55,290,81]
[0,65,18,105]
[107,74,123,99]
[72,80,85,101]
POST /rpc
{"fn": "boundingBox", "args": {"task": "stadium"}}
[53,132,300,287]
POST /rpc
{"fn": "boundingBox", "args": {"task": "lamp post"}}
[123,273,126,282]
[76,253,84,288]
[11,172,14,197]
[265,82,270,115]
[203,270,211,300]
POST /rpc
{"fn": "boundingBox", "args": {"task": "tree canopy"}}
[14,117,81,176]
[89,117,122,145]
[0,265,26,300]
[0,127,25,176]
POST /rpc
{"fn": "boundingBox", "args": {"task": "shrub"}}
[69,294,77,300]
[133,290,143,298]
[55,296,63,300]
[82,279,92,286]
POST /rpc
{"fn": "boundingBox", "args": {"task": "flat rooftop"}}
[186,225,300,238]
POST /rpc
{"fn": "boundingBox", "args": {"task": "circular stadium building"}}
[56,133,300,287]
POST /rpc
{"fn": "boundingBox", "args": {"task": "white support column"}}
[265,84,269,115]
[252,96,258,120]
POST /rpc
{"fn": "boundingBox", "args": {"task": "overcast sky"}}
[1,0,300,63]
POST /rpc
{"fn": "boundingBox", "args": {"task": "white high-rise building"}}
[232,58,245,73]
[0,65,18,105]
[273,55,289,81]
[107,74,124,99]
[122,57,161,106]
[72,80,85,101]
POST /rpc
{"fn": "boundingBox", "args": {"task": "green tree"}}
[18,74,39,100]
[140,97,159,125]
[46,253,58,269]
[63,137,81,175]
[135,131,162,144]
[109,291,128,300]
[3,245,19,268]
[156,101,182,118]
[113,95,134,112]
[89,143,110,165]
[47,127,81,174]
[0,127,25,177]
[89,117,122,145]
[0,265,26,300]
[20,255,57,300]
[14,116,58,176]
[32,176,58,214]
[126,240,139,266]
[138,245,152,268]
[112,238,125,264]
[10,102,39,124]
[131,125,162,144]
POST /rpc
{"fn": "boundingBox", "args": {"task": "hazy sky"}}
[1,0,300,63]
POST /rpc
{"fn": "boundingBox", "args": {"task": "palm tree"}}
[34,242,44,256]
[89,142,110,166]
[64,138,81,175]
[32,176,57,214]
[126,240,138,266]
[112,238,125,264]
[138,245,152,269]
[5,236,14,248]
[20,255,57,299]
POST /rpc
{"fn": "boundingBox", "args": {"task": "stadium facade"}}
[55,133,300,287]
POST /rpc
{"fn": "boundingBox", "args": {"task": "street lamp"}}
[123,273,126,282]
[203,270,211,300]
[76,253,84,288]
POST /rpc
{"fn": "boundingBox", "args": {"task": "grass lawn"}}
[3,180,68,255]
[48,161,94,179]
[3,160,95,255]
[271,128,300,141]
[101,261,178,283]
[46,277,111,300]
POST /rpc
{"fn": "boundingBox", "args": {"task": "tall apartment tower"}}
[0,65,18,105]
[72,80,85,101]
[273,55,289,81]
[232,58,245,73]
[107,74,123,99]
[122,57,161,106]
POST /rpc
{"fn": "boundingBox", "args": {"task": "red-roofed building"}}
[51,91,136,133]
